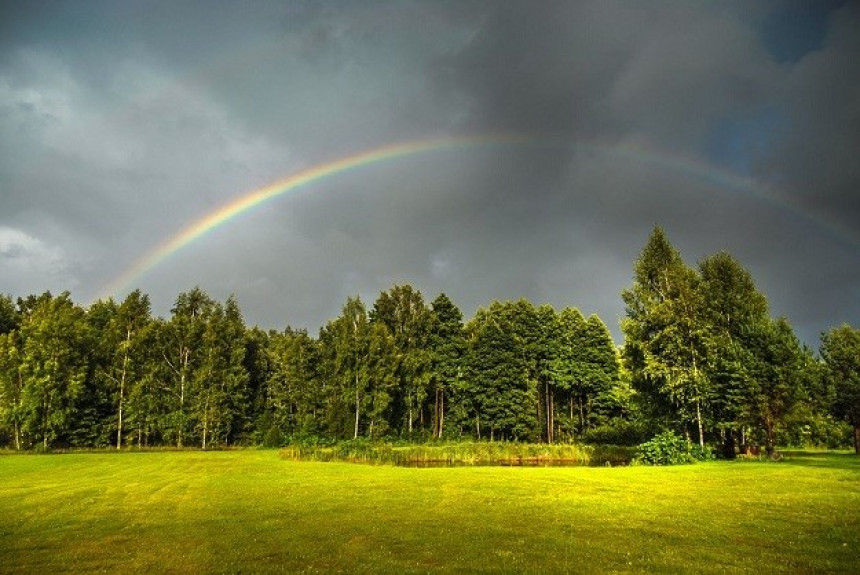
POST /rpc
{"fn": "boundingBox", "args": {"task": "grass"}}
[0,450,858,573]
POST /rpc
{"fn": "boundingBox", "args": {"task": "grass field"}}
[1,450,858,573]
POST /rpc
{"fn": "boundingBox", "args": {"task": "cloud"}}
[0,0,857,347]
[0,226,76,295]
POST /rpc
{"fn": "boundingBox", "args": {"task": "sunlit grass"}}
[1,450,858,573]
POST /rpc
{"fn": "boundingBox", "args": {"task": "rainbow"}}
[100,134,533,298]
[100,134,859,300]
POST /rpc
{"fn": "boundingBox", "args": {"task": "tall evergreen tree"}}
[745,318,807,456]
[698,252,769,456]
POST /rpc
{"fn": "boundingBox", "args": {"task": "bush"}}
[777,411,853,449]
[689,443,715,461]
[635,431,697,466]
[583,420,648,446]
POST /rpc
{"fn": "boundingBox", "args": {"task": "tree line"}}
[0,228,858,453]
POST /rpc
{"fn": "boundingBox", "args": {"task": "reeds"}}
[279,441,634,467]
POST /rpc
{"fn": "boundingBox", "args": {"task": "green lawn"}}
[1,450,858,573]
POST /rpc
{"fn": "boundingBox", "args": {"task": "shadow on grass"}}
[775,451,860,471]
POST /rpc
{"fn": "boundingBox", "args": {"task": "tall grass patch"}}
[280,441,635,466]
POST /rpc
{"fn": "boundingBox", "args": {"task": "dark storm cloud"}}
[1,1,857,346]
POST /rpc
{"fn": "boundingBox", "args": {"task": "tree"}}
[698,252,770,456]
[192,296,248,448]
[89,291,153,449]
[551,307,588,438]
[370,285,433,436]
[0,294,17,336]
[551,309,621,439]
[428,293,465,439]
[622,227,710,446]
[319,297,389,439]
[745,318,807,456]
[0,330,24,449]
[161,288,215,447]
[17,292,91,449]
[821,324,860,454]
[463,301,539,441]
[267,328,321,441]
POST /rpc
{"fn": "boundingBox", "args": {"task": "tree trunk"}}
[764,417,775,457]
[14,372,22,450]
[722,430,736,459]
[853,424,860,455]
[202,391,210,450]
[177,347,188,449]
[433,388,440,438]
[43,394,50,450]
[545,382,551,443]
[439,390,444,439]
[578,397,585,434]
[354,373,360,440]
[569,397,574,438]
[695,399,704,448]
[407,389,413,434]
[117,329,131,450]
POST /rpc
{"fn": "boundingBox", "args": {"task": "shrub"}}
[635,431,697,466]
[583,420,648,446]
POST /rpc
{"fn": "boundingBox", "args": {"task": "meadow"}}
[1,450,858,574]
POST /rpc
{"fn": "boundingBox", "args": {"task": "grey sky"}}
[1,0,858,346]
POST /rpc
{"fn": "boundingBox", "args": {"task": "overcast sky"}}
[1,0,858,346]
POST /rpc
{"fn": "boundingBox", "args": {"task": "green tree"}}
[161,287,215,447]
[821,324,860,453]
[89,291,154,448]
[0,294,17,335]
[125,318,164,447]
[320,297,386,439]
[192,296,248,448]
[267,328,321,441]
[18,292,91,449]
[0,330,24,449]
[463,301,539,441]
[622,227,709,446]
[697,252,770,456]
[746,318,807,456]
[429,293,465,439]
[370,285,433,436]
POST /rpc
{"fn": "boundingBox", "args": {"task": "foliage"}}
[582,419,648,446]
[635,431,698,465]
[0,229,851,454]
[820,324,860,453]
